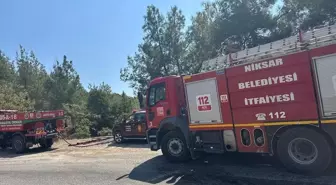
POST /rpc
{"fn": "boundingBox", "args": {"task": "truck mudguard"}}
[157,116,190,147]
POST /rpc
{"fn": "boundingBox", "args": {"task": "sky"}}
[0,0,282,97]
[0,0,204,96]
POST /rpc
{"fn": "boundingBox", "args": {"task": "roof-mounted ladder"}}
[203,23,336,71]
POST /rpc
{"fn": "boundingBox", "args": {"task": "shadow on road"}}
[108,140,148,149]
[126,153,336,185]
[0,147,58,158]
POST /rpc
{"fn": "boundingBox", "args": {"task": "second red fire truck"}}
[145,24,336,174]
[0,110,65,153]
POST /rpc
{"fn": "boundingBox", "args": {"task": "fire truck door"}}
[123,114,135,136]
[133,113,147,136]
[147,82,167,127]
[185,78,223,124]
[313,54,336,117]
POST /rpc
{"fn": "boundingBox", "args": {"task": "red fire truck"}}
[145,24,336,174]
[0,109,65,153]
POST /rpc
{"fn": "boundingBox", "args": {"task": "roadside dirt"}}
[0,136,155,162]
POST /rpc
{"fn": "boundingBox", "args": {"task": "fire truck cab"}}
[112,110,147,143]
[146,24,336,174]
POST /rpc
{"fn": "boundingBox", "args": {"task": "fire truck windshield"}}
[148,83,166,106]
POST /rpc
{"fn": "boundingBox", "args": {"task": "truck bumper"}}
[25,132,58,138]
[146,129,159,151]
[45,133,58,138]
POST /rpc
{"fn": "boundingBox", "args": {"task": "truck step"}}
[123,137,147,140]
[198,143,225,154]
[148,135,157,144]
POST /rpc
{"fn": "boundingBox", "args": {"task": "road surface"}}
[0,138,336,185]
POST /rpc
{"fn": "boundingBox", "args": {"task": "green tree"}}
[0,82,33,111]
[87,83,112,117]
[185,2,219,73]
[15,46,48,110]
[87,83,116,130]
[119,91,138,119]
[0,51,16,83]
[209,0,277,49]
[120,5,188,92]
[44,55,81,110]
[120,91,132,113]
[87,84,139,131]
[121,2,282,91]
[280,0,336,31]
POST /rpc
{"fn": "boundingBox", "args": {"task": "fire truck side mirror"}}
[137,92,144,109]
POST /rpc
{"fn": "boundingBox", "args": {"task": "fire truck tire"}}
[161,130,190,162]
[276,127,332,175]
[114,131,124,144]
[0,142,6,149]
[12,135,26,154]
[40,138,53,149]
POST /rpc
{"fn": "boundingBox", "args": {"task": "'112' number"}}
[198,96,209,105]
[269,112,286,119]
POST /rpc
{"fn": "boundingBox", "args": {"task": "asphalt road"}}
[1,139,336,185]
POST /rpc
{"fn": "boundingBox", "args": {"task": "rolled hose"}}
[56,132,112,147]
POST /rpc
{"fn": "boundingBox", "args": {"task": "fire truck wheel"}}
[114,131,124,144]
[161,130,190,162]
[277,127,332,175]
[0,143,6,149]
[40,138,53,149]
[12,135,26,154]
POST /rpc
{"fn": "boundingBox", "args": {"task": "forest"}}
[0,47,138,138]
[1,0,335,138]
